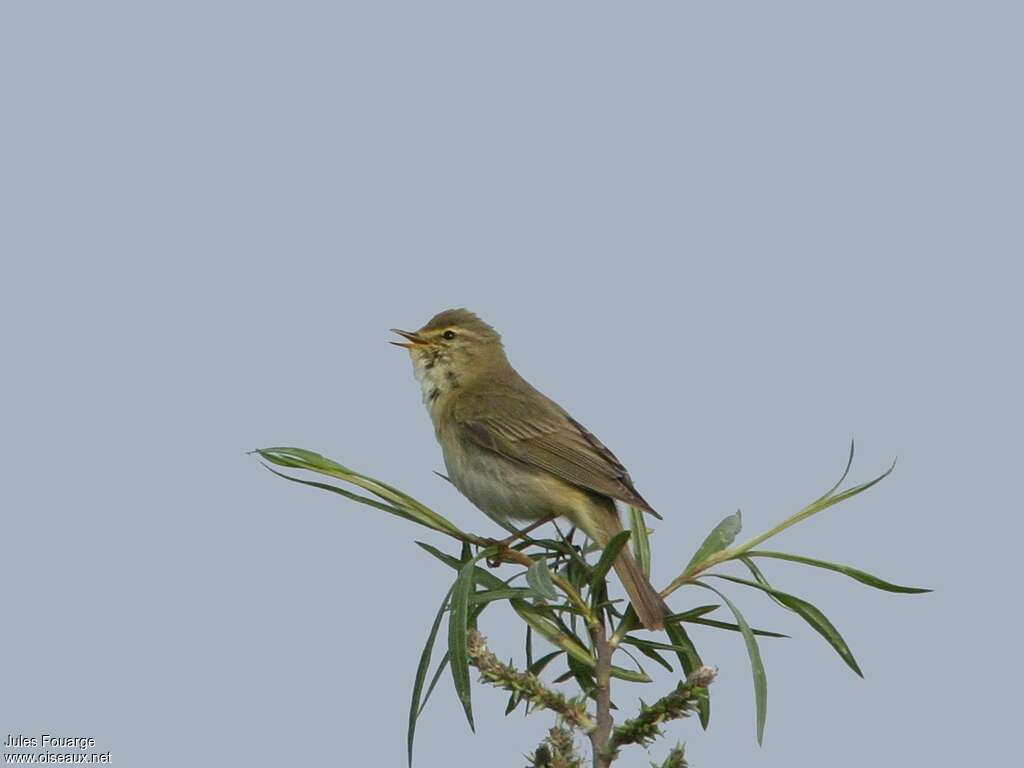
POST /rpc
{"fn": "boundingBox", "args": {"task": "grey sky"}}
[2,3,1020,766]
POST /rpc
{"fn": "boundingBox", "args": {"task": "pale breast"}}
[439,430,589,525]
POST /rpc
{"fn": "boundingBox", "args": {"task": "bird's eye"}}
[442,330,457,340]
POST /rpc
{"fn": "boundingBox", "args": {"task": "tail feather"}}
[584,499,668,631]
[612,547,668,631]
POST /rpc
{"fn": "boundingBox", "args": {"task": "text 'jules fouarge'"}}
[5,735,96,750]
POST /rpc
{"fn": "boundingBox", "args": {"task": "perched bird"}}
[392,308,668,630]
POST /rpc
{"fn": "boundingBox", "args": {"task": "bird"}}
[391,308,668,630]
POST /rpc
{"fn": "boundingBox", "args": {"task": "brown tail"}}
[586,500,668,631]
[612,545,668,630]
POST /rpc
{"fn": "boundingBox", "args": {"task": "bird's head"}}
[391,309,508,398]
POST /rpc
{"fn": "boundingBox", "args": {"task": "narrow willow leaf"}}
[408,586,452,766]
[418,651,449,718]
[256,446,464,536]
[658,618,788,639]
[529,650,562,675]
[516,538,577,564]
[260,464,421,524]
[732,461,896,556]
[709,574,863,677]
[740,557,788,611]
[510,600,648,682]
[558,660,649,692]
[619,637,674,672]
[591,530,632,594]
[629,506,652,578]
[803,461,896,524]
[567,653,597,695]
[549,615,648,680]
[664,604,720,624]
[746,551,931,593]
[618,646,650,678]
[417,602,487,723]
[815,439,856,502]
[611,605,640,649]
[416,542,506,590]
[449,561,476,732]
[416,541,463,569]
[449,549,496,732]
[527,558,559,601]
[609,665,652,683]
[685,510,742,572]
[258,446,425,511]
[510,599,595,667]
[685,617,789,638]
[255,446,350,473]
[525,625,534,668]
[468,587,534,606]
[695,581,766,745]
[663,621,710,729]
[552,669,575,684]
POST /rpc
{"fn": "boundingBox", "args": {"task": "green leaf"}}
[695,581,767,745]
[629,506,652,579]
[527,558,559,601]
[418,651,449,717]
[663,621,710,729]
[739,557,788,611]
[510,599,595,668]
[731,459,896,557]
[591,530,632,595]
[685,617,789,638]
[664,604,720,624]
[256,446,464,537]
[417,602,489,724]
[686,510,742,572]
[468,587,535,606]
[510,600,649,682]
[449,561,476,732]
[567,653,597,695]
[416,542,506,590]
[448,548,497,732]
[619,637,674,672]
[552,668,575,684]
[745,551,931,594]
[408,586,452,766]
[618,645,650,678]
[610,664,653,683]
[259,465,422,524]
[815,439,856,502]
[529,650,563,675]
[656,613,788,638]
[709,574,863,677]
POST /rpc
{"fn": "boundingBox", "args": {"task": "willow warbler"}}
[392,308,668,630]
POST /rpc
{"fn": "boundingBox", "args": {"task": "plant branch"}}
[466,630,596,733]
[589,614,615,768]
[661,458,897,598]
[603,666,716,761]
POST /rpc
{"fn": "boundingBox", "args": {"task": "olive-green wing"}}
[452,391,661,518]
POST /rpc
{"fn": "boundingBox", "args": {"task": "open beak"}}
[390,328,428,349]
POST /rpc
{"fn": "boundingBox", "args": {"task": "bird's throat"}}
[411,350,460,419]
